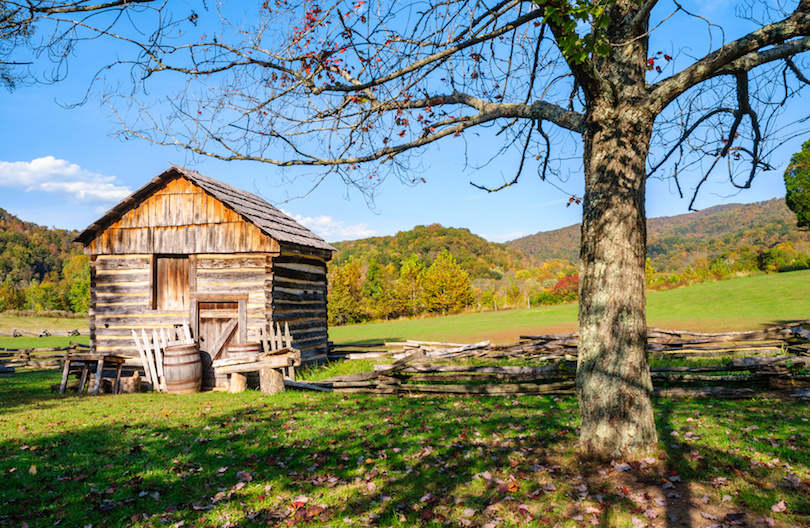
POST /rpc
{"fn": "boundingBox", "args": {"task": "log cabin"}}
[75,165,335,374]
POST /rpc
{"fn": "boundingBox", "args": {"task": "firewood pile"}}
[310,321,810,399]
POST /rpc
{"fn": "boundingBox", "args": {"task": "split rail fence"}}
[312,321,810,399]
[0,342,91,375]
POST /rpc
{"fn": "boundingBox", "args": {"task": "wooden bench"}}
[213,350,301,394]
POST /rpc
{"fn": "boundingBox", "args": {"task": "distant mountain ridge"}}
[507,199,808,271]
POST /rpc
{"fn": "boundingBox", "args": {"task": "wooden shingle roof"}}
[75,165,336,252]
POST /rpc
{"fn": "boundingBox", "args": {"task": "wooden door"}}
[154,256,189,310]
[198,302,239,356]
[191,294,248,389]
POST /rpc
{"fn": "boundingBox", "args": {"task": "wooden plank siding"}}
[269,251,330,359]
[86,177,280,256]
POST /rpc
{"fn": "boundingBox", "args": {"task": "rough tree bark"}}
[574,1,658,458]
[579,108,656,458]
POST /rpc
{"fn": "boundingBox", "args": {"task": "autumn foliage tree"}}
[328,258,365,325]
[109,1,810,458]
[421,251,475,315]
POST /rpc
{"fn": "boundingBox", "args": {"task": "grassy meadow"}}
[329,269,810,345]
[1,370,809,528]
[1,270,809,527]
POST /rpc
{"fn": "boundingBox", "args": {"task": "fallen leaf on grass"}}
[784,474,802,488]
[630,516,646,528]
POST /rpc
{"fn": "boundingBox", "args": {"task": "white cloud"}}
[0,157,131,204]
[482,231,527,243]
[284,210,376,241]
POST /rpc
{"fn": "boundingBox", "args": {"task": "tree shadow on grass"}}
[652,396,810,528]
[1,383,584,527]
[1,371,808,527]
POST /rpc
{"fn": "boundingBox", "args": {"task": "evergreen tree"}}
[785,139,810,229]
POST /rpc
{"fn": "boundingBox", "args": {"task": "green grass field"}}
[1,370,808,528]
[1,271,809,527]
[330,269,810,345]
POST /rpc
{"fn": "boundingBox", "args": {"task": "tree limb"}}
[650,2,810,112]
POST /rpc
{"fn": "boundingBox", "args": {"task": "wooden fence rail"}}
[313,322,810,399]
[0,342,92,374]
[0,328,89,338]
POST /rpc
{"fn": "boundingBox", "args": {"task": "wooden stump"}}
[260,368,285,394]
[120,372,142,394]
[229,373,247,394]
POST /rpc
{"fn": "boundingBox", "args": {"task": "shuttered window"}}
[154,256,190,311]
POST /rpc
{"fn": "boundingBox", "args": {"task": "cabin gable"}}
[86,176,280,255]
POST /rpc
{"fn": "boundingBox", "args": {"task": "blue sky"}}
[0,1,805,244]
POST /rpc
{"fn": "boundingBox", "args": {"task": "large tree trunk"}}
[577,104,658,459]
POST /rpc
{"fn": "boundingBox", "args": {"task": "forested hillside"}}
[327,225,551,324]
[0,209,88,312]
[509,199,810,272]
[328,199,810,324]
[1,198,807,321]
[331,224,529,279]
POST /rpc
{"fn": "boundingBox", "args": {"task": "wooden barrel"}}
[226,342,262,360]
[226,343,262,388]
[198,350,225,390]
[163,343,202,394]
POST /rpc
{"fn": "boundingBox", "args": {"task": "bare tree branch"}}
[650,1,810,111]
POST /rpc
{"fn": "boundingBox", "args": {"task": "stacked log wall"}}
[91,254,179,356]
[269,247,330,359]
[85,175,332,360]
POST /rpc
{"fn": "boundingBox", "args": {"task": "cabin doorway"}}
[191,294,248,388]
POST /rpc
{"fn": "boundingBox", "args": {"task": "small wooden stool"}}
[59,354,127,395]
